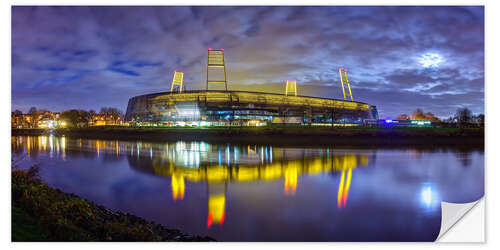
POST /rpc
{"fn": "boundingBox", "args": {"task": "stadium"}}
[125,49,379,126]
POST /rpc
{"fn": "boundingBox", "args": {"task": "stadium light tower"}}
[339,68,353,101]
[206,48,227,91]
[170,71,184,93]
[285,80,297,96]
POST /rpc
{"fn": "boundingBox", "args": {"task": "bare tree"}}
[455,108,472,128]
[28,107,39,128]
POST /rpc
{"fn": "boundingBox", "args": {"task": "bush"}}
[12,167,214,242]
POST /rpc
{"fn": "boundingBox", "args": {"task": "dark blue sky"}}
[11,6,484,118]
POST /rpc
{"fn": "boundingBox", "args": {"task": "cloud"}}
[108,67,141,77]
[11,6,484,118]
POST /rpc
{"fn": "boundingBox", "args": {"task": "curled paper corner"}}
[435,198,484,242]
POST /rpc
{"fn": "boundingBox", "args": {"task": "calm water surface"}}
[11,135,484,241]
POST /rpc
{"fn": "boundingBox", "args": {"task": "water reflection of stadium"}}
[13,136,376,228]
[125,141,375,228]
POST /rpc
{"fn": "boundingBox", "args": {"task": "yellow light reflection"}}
[261,164,282,181]
[40,136,47,151]
[61,136,66,160]
[171,173,185,201]
[26,136,31,156]
[337,168,352,209]
[115,140,120,156]
[206,167,229,183]
[359,155,369,166]
[96,140,101,157]
[13,136,376,229]
[207,194,226,228]
[232,167,259,182]
[284,162,299,195]
[337,170,345,207]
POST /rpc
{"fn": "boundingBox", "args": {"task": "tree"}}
[78,110,90,127]
[424,112,440,122]
[409,109,440,122]
[472,114,484,128]
[14,110,22,115]
[99,107,122,125]
[87,109,96,124]
[441,116,457,128]
[476,114,485,127]
[28,107,39,128]
[60,109,90,128]
[396,114,410,120]
[28,107,37,115]
[60,110,79,127]
[411,109,426,120]
[455,108,472,127]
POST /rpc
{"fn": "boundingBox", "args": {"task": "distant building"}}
[364,119,435,127]
[12,111,65,129]
[11,113,33,128]
[90,114,122,126]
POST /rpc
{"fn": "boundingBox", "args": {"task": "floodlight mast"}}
[339,68,354,101]
[285,80,297,96]
[170,71,184,93]
[206,49,228,91]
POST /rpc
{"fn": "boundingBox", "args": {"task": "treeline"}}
[59,107,123,127]
[13,107,123,128]
[395,108,484,128]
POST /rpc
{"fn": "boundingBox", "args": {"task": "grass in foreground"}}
[12,166,215,242]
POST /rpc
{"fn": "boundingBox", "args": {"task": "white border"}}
[3,0,496,249]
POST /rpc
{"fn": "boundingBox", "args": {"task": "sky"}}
[11,6,484,119]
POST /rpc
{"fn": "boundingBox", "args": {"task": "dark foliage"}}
[12,167,215,242]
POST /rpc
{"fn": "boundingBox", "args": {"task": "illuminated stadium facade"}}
[125,49,378,126]
[125,90,378,126]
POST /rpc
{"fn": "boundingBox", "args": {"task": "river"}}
[11,135,484,241]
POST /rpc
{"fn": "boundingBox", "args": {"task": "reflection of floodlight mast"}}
[337,168,352,209]
[170,71,184,93]
[207,182,227,228]
[206,49,227,91]
[285,80,297,96]
[339,68,353,101]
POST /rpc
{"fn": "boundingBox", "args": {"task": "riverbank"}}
[12,167,215,242]
[12,126,484,147]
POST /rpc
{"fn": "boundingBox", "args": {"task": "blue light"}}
[419,183,439,211]
[421,186,432,207]
[385,119,393,123]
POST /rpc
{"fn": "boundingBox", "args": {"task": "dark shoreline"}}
[12,167,215,242]
[12,127,484,149]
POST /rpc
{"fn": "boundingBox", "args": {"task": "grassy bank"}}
[12,126,484,147]
[12,167,215,242]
